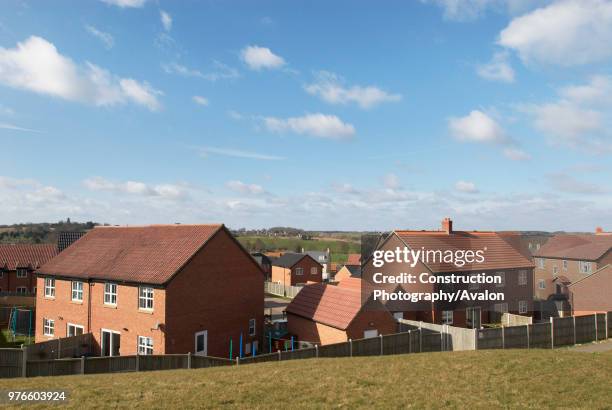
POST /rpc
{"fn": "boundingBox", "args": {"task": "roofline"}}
[533,255,602,262]
[567,264,611,287]
[36,273,165,288]
[394,230,498,235]
[93,223,223,229]
[273,253,323,269]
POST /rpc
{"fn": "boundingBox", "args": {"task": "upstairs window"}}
[562,260,568,270]
[295,267,304,276]
[518,270,528,286]
[44,278,55,298]
[538,279,546,289]
[16,287,27,294]
[552,265,558,275]
[16,268,28,278]
[310,267,318,275]
[579,261,592,274]
[495,272,505,288]
[138,287,154,310]
[441,310,453,325]
[536,258,545,269]
[71,281,83,302]
[519,300,528,314]
[104,283,117,305]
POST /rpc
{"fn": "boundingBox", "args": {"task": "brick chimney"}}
[441,218,453,234]
[595,227,604,235]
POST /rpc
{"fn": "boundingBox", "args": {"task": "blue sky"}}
[1,0,611,231]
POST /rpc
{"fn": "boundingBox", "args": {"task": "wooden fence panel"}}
[0,348,23,378]
[381,332,411,355]
[529,322,551,348]
[318,342,350,358]
[139,354,188,371]
[352,337,381,356]
[504,325,529,349]
[477,328,503,350]
[575,315,596,344]
[280,347,316,360]
[553,317,574,346]
[421,332,442,352]
[190,355,233,368]
[84,356,136,374]
[26,333,93,360]
[239,352,278,364]
[596,314,606,341]
[27,358,81,377]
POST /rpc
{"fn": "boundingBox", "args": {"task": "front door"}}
[195,330,207,356]
[101,329,121,356]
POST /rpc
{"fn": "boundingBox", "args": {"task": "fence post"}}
[502,326,505,349]
[594,314,598,342]
[419,329,422,353]
[236,356,240,366]
[349,339,353,357]
[379,334,383,356]
[408,330,411,353]
[277,349,281,361]
[550,317,554,349]
[606,313,609,340]
[57,338,61,359]
[136,353,140,372]
[80,356,85,374]
[526,325,530,349]
[474,328,478,350]
[573,316,576,345]
[187,353,192,369]
[21,345,27,378]
[315,344,318,358]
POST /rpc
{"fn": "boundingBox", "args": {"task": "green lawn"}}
[2,350,611,409]
[237,236,360,263]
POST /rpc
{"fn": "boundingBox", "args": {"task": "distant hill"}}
[0,219,98,244]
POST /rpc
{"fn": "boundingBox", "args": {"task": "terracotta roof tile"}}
[38,224,223,285]
[346,253,361,266]
[534,234,612,261]
[0,244,58,270]
[285,283,365,330]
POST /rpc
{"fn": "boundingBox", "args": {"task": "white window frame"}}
[104,282,117,305]
[496,272,505,288]
[538,279,546,289]
[138,286,154,310]
[67,323,84,337]
[294,267,304,276]
[310,267,318,275]
[16,268,28,278]
[138,336,154,355]
[494,303,509,313]
[518,270,527,286]
[552,265,558,275]
[518,300,528,314]
[71,281,83,302]
[248,318,256,336]
[44,277,55,298]
[43,318,54,336]
[562,260,568,271]
[537,258,545,269]
[579,261,592,274]
[441,310,453,325]
[16,286,28,294]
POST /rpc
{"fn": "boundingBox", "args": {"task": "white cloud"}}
[503,147,531,161]
[449,110,507,143]
[264,113,355,139]
[421,0,501,21]
[499,0,612,66]
[85,25,114,49]
[476,51,515,83]
[83,177,186,199]
[559,75,612,106]
[160,10,172,32]
[304,71,402,109]
[455,180,479,193]
[332,183,360,194]
[162,61,239,81]
[0,122,41,133]
[0,36,162,111]
[530,102,602,140]
[197,146,285,161]
[240,45,285,70]
[226,180,266,195]
[192,96,209,106]
[100,0,147,7]
[383,173,401,190]
[547,172,608,194]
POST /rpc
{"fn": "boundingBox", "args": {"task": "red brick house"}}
[285,282,396,345]
[345,253,361,267]
[568,264,612,316]
[362,218,535,328]
[0,244,57,295]
[271,253,323,286]
[35,224,264,358]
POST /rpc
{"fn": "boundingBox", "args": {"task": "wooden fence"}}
[264,281,303,298]
[25,333,94,360]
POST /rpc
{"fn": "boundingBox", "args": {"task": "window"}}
[441,310,453,325]
[138,336,153,355]
[16,268,28,278]
[538,279,546,289]
[552,265,558,275]
[579,261,592,274]
[43,318,54,336]
[494,303,508,313]
[104,283,117,305]
[295,267,304,276]
[518,300,528,314]
[67,323,84,337]
[518,270,528,286]
[71,281,83,302]
[563,260,568,271]
[528,243,533,250]
[496,272,505,287]
[536,258,545,269]
[0,271,3,278]
[44,278,55,298]
[248,318,256,336]
[138,287,154,310]
[16,287,27,294]
[468,273,480,290]
[310,267,318,275]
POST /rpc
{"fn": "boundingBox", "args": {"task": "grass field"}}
[2,350,611,409]
[237,236,360,263]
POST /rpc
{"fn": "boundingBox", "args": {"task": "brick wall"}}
[0,269,37,293]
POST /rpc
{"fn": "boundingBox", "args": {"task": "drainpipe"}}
[87,280,92,333]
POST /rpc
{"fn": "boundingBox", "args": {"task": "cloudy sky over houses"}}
[1,0,611,231]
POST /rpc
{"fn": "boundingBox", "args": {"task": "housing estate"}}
[0,244,57,295]
[362,218,535,328]
[302,249,331,280]
[568,264,612,316]
[271,253,323,286]
[285,281,396,345]
[35,224,264,358]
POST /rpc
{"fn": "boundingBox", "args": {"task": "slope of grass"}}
[2,350,611,409]
[237,236,360,263]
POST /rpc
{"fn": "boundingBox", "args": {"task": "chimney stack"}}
[595,227,604,234]
[441,218,453,234]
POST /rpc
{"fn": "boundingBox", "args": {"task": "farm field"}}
[2,350,611,409]
[237,235,360,263]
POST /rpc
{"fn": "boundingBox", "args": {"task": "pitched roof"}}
[346,253,361,266]
[0,244,58,270]
[305,250,329,263]
[272,253,319,269]
[534,234,612,261]
[38,224,223,285]
[395,230,533,272]
[285,283,366,330]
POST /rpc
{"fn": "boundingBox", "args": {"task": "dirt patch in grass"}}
[2,350,611,409]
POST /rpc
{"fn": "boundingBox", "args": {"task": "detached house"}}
[0,244,57,295]
[362,218,535,328]
[35,224,264,358]
[568,264,612,316]
[271,253,323,287]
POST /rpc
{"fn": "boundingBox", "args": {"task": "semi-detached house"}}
[35,224,264,358]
